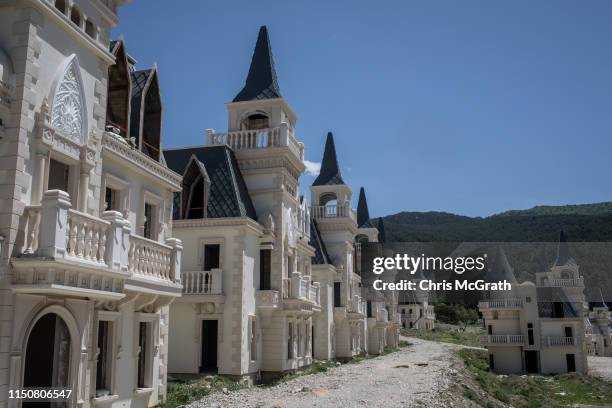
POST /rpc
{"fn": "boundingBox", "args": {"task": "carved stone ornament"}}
[51,57,86,143]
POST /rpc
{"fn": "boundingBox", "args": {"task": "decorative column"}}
[38,190,71,259]
[78,167,90,212]
[32,150,48,205]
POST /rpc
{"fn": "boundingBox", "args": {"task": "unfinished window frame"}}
[93,311,120,398]
[134,313,159,390]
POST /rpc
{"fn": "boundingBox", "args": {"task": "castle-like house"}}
[479,234,588,374]
[0,1,183,407]
[165,26,399,378]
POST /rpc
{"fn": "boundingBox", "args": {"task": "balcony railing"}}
[538,277,584,287]
[182,270,222,295]
[256,290,281,308]
[480,334,525,345]
[348,295,366,315]
[285,272,320,305]
[546,336,575,347]
[16,190,182,290]
[311,203,357,223]
[589,311,610,319]
[479,298,524,309]
[206,124,304,161]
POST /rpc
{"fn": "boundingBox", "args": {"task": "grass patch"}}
[163,374,247,408]
[401,325,483,347]
[457,348,612,408]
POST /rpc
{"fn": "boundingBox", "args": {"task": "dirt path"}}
[189,337,467,408]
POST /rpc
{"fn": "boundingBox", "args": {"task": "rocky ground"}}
[188,337,471,408]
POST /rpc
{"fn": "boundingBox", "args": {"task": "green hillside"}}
[383,202,612,242]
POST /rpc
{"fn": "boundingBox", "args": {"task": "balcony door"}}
[200,320,218,373]
[524,350,538,373]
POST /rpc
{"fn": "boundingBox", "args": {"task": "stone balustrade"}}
[478,298,524,309]
[256,290,281,309]
[311,203,357,223]
[546,336,575,346]
[20,190,181,286]
[479,334,525,345]
[348,295,366,315]
[287,272,320,305]
[377,308,389,323]
[182,269,222,295]
[128,235,174,281]
[540,277,585,287]
[206,123,304,161]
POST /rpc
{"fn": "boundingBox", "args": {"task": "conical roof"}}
[488,247,518,284]
[233,26,282,102]
[377,217,387,243]
[312,132,345,186]
[357,187,371,227]
[554,230,576,267]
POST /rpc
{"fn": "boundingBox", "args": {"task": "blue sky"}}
[114,0,612,218]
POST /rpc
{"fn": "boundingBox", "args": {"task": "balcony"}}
[480,334,525,346]
[348,295,366,317]
[376,308,389,323]
[182,270,222,295]
[256,290,281,309]
[206,124,304,162]
[283,272,320,306]
[589,311,610,319]
[311,203,357,223]
[479,298,524,310]
[545,336,575,347]
[12,190,182,299]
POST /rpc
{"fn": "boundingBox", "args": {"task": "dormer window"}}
[244,113,269,130]
[141,74,161,161]
[106,42,130,137]
[70,6,81,27]
[55,0,66,14]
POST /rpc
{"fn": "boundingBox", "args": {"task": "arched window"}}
[560,271,571,280]
[243,113,268,130]
[55,0,66,14]
[70,6,81,27]
[85,19,96,39]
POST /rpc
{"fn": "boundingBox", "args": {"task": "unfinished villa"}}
[479,234,592,374]
[163,26,400,380]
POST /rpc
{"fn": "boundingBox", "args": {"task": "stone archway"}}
[23,312,73,408]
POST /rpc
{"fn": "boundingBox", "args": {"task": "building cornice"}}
[102,132,182,191]
[172,216,263,235]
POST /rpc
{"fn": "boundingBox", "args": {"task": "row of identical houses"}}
[479,235,612,374]
[0,1,400,407]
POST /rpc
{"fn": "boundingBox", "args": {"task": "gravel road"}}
[189,337,467,408]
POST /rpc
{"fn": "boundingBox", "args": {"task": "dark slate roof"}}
[233,26,282,102]
[357,187,371,228]
[129,69,153,141]
[310,218,331,265]
[487,247,518,284]
[164,145,257,220]
[312,132,344,186]
[377,218,387,243]
[554,230,576,267]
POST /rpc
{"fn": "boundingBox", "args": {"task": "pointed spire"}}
[313,132,345,186]
[554,230,575,266]
[357,187,371,227]
[488,247,517,284]
[233,26,282,102]
[377,217,387,243]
